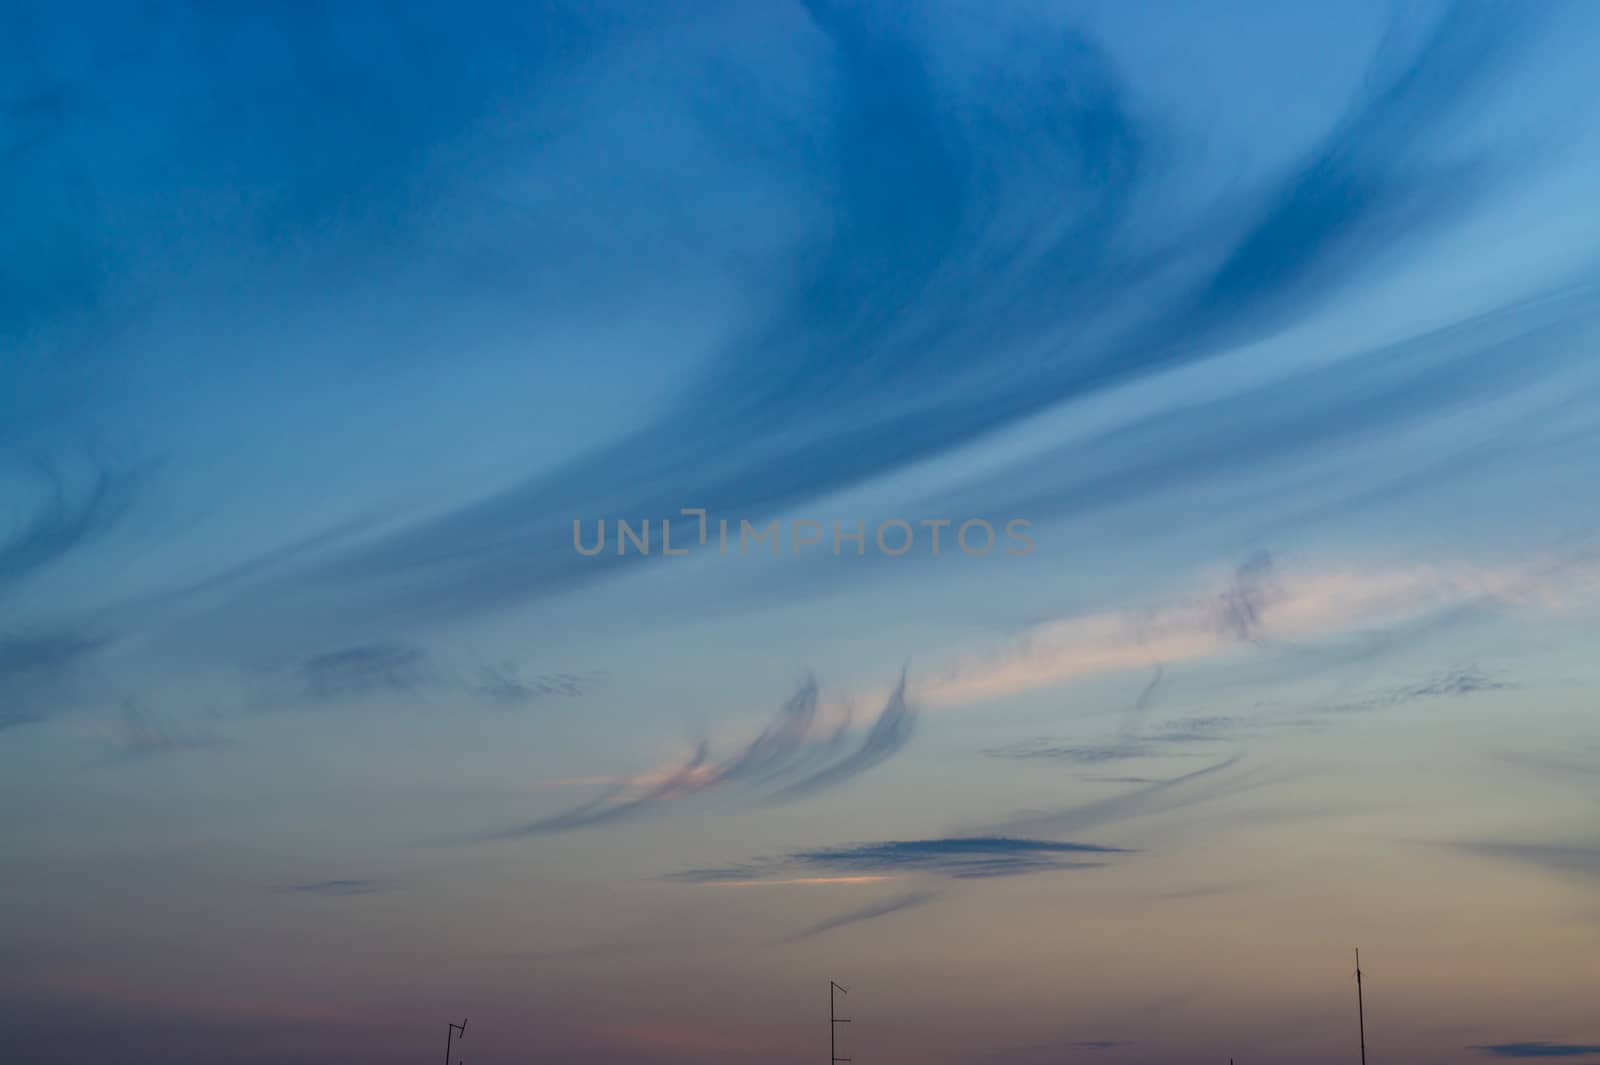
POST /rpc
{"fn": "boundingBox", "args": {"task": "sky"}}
[4,1,1600,1063]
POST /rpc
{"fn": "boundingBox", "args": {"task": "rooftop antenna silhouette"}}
[831,981,851,1065]
[444,1017,467,1065]
[1355,949,1366,1065]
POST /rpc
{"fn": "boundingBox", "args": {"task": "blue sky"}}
[5,2,1600,1063]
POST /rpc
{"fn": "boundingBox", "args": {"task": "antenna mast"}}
[444,1017,467,1065]
[1355,949,1366,1065]
[831,981,851,1065]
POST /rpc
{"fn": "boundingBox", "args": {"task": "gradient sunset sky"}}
[5,2,1600,1063]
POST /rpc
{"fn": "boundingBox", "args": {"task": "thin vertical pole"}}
[1356,949,1366,1065]
[830,981,851,1065]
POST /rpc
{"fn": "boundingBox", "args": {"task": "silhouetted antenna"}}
[1355,949,1366,1065]
[831,981,851,1065]
[444,1017,467,1065]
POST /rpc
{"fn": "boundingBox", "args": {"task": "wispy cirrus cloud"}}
[916,549,1600,709]
[921,283,1600,564]
[279,642,600,707]
[7,0,1596,724]
[0,631,104,730]
[1473,1044,1600,1059]
[1451,842,1600,882]
[487,672,915,838]
[986,740,1154,765]
[1318,666,1514,714]
[986,716,1238,766]
[987,756,1261,840]
[985,663,1510,767]
[509,548,1544,838]
[470,664,598,703]
[786,837,1128,879]
[672,836,1129,885]
[104,702,220,756]
[788,890,938,941]
[298,643,428,700]
[228,0,1560,629]
[273,879,388,898]
[0,453,132,594]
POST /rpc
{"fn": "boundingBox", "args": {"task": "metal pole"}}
[1356,950,1366,1065]
[830,981,851,1065]
[445,1019,467,1065]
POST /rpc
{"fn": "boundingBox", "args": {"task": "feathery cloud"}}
[673,836,1129,885]
[490,673,916,838]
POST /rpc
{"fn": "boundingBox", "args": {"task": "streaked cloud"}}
[470,664,598,703]
[986,663,1509,768]
[917,550,1599,708]
[298,643,428,700]
[1473,1045,1600,1059]
[104,702,220,756]
[674,836,1130,885]
[697,876,896,888]
[788,890,938,941]
[208,0,1563,628]
[488,672,915,837]
[787,837,1129,879]
[1318,666,1514,714]
[0,631,104,730]
[986,716,1238,766]
[922,283,1600,560]
[1451,842,1600,882]
[273,879,388,898]
[0,453,131,594]
[988,757,1260,839]
[283,643,598,707]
